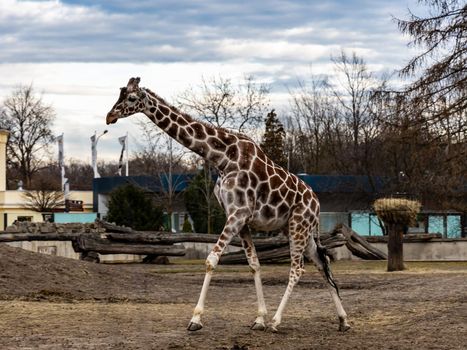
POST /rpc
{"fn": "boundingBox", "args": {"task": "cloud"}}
[0,0,423,162]
[217,39,339,62]
[0,0,96,23]
[0,0,416,67]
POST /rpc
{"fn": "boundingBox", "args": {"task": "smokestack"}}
[0,130,9,192]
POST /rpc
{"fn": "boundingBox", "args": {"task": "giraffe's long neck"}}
[143,90,234,170]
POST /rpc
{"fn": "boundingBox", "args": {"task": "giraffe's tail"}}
[316,243,341,299]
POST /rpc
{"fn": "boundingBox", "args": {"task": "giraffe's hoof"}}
[251,322,266,331]
[269,324,279,333]
[187,322,203,332]
[338,323,351,332]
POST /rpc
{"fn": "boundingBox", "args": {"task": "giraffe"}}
[106,77,350,333]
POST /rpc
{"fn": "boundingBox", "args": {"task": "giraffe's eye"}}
[128,96,136,103]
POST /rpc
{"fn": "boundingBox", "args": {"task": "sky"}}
[0,0,422,164]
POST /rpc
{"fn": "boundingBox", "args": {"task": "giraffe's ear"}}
[127,77,141,92]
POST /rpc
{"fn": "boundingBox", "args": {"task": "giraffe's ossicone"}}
[106,77,350,333]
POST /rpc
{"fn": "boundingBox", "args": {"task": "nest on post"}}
[373,198,421,227]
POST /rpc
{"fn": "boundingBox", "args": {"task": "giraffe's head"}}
[106,77,147,125]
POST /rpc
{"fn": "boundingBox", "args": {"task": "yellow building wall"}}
[0,190,94,230]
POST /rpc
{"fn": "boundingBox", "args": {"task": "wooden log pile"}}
[219,224,386,264]
[0,220,390,263]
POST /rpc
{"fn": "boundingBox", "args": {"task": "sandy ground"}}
[0,244,466,350]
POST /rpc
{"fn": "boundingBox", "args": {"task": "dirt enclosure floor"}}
[0,244,466,350]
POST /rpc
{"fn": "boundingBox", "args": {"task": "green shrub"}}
[106,183,164,230]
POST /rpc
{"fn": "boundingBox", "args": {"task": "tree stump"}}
[387,223,405,271]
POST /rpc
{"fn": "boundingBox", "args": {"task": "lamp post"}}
[91,130,108,178]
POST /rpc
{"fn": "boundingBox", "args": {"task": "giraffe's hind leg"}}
[239,227,267,331]
[270,236,306,332]
[305,239,350,332]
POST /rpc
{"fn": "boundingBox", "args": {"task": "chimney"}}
[0,130,9,192]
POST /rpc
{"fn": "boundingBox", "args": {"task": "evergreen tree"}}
[260,109,287,168]
[184,167,225,234]
[106,183,164,231]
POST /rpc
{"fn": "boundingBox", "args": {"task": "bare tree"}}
[288,74,344,173]
[177,75,270,134]
[287,55,382,178]
[331,50,380,174]
[65,159,94,190]
[1,85,55,188]
[21,178,64,212]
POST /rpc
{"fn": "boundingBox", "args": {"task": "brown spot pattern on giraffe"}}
[177,117,188,126]
[261,205,275,219]
[192,124,206,139]
[237,172,249,187]
[178,128,191,146]
[155,110,165,120]
[269,190,282,206]
[167,124,179,136]
[159,105,170,115]
[226,145,239,161]
[158,118,170,129]
[208,137,226,151]
[252,158,267,181]
[257,182,269,203]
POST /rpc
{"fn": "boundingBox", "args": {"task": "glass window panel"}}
[428,215,444,235]
[446,215,461,238]
[369,215,384,236]
[351,213,370,236]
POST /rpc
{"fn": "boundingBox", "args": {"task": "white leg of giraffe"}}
[187,213,247,331]
[239,228,267,331]
[270,237,306,332]
[305,238,351,332]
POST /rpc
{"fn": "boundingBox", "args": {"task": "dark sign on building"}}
[65,199,84,212]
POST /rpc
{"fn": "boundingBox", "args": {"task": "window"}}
[428,214,462,238]
[350,213,384,236]
[17,216,33,222]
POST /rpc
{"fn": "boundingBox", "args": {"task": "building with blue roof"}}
[93,173,464,237]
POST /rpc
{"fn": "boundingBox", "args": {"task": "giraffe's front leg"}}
[187,257,215,331]
[187,213,247,331]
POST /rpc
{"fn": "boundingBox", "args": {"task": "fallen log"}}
[103,221,347,250]
[0,232,82,242]
[72,236,186,256]
[98,220,133,233]
[105,231,289,249]
[365,233,443,243]
[107,231,235,245]
[221,245,291,264]
[100,220,289,248]
[220,230,349,264]
[336,224,387,260]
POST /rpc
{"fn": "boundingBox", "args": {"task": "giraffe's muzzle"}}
[106,112,118,125]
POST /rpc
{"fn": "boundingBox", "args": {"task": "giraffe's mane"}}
[143,87,254,142]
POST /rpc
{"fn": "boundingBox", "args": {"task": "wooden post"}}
[387,223,405,271]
